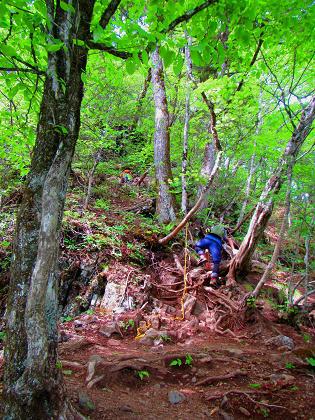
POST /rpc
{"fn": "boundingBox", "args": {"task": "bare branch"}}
[86,41,132,59]
[163,0,218,33]
[0,67,44,75]
[99,0,122,29]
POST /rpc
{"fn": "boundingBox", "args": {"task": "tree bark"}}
[227,96,315,285]
[151,46,176,223]
[252,157,294,297]
[237,146,256,225]
[181,43,192,214]
[4,1,101,417]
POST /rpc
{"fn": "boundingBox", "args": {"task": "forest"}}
[0,0,314,418]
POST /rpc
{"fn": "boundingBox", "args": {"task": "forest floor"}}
[0,171,314,419]
[60,310,315,420]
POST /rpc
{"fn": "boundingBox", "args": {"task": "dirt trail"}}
[60,312,315,420]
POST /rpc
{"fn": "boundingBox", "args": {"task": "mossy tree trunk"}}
[151,46,176,223]
[4,1,97,417]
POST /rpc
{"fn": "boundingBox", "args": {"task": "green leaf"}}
[173,55,184,76]
[125,59,136,75]
[45,42,64,52]
[8,83,22,100]
[0,44,16,57]
[60,1,75,13]
[62,369,73,375]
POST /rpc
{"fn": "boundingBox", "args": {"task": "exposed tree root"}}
[195,370,247,386]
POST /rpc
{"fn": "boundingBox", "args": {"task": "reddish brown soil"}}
[59,315,315,420]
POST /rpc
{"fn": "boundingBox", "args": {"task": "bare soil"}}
[59,311,315,420]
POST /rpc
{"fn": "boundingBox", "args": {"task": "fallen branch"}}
[159,151,223,245]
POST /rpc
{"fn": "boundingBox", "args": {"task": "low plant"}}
[61,315,73,323]
[285,362,295,369]
[169,358,182,367]
[0,331,6,341]
[160,334,171,342]
[170,354,193,367]
[306,357,315,368]
[120,319,135,331]
[137,370,150,380]
[248,383,261,389]
[246,296,256,309]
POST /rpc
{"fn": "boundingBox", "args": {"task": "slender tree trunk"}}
[181,43,192,214]
[132,67,151,129]
[237,147,256,225]
[84,154,100,210]
[4,1,96,417]
[252,157,294,297]
[151,46,176,222]
[227,96,315,285]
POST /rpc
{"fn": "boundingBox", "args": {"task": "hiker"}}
[120,169,133,184]
[194,225,233,285]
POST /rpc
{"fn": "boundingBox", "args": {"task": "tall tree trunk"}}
[181,42,192,214]
[252,157,294,297]
[4,1,96,417]
[151,46,176,223]
[227,96,315,285]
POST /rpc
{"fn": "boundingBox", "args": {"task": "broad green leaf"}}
[60,1,75,13]
[0,44,16,57]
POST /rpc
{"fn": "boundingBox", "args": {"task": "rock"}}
[192,300,207,316]
[183,294,197,317]
[100,269,129,313]
[150,316,160,330]
[86,354,103,382]
[219,410,234,420]
[239,407,251,417]
[221,395,229,408]
[99,321,122,338]
[119,405,133,413]
[78,392,95,411]
[138,328,161,346]
[74,320,83,329]
[107,338,121,346]
[266,335,294,350]
[270,373,295,386]
[168,390,186,404]
[191,377,197,383]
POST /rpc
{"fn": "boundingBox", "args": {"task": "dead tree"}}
[227,96,315,285]
[252,157,294,297]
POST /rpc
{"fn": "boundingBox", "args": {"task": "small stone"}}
[119,405,133,412]
[221,395,229,408]
[168,390,186,404]
[219,410,234,420]
[74,320,83,328]
[191,377,197,383]
[239,407,251,417]
[266,335,294,350]
[99,321,122,338]
[78,392,95,411]
[107,338,121,346]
